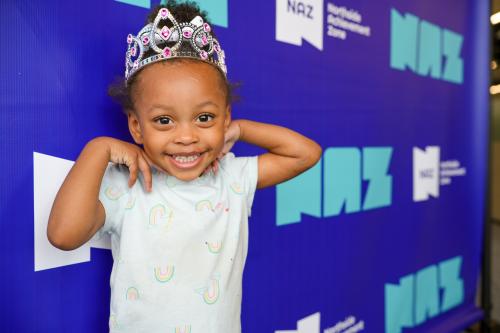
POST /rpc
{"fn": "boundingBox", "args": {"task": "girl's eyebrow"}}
[147,104,174,113]
[146,101,220,114]
[195,101,219,109]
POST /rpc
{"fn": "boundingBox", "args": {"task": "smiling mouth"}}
[166,152,205,168]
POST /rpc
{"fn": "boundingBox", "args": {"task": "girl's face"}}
[128,60,230,181]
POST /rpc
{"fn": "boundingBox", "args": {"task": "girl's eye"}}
[156,117,172,125]
[197,114,214,122]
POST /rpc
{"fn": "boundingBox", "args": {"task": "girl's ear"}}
[127,111,143,144]
[224,105,231,131]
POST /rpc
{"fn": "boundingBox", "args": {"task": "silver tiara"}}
[125,7,227,83]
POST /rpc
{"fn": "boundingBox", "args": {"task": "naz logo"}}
[385,256,464,333]
[390,8,464,84]
[413,146,440,201]
[413,146,466,202]
[276,0,324,50]
[276,147,393,226]
[287,0,315,19]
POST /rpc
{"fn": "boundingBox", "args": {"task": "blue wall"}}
[0,0,489,332]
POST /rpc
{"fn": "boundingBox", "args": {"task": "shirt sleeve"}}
[220,152,259,217]
[96,163,131,236]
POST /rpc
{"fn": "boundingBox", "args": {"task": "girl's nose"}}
[174,124,199,145]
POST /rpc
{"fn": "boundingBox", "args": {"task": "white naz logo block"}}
[275,312,321,333]
[276,0,324,50]
[413,146,440,202]
[33,152,111,272]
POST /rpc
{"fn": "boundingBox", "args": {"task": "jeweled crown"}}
[125,7,227,83]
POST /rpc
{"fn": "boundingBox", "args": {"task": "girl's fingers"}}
[203,159,218,176]
[207,162,216,175]
[138,153,152,192]
[128,158,139,188]
[214,159,219,175]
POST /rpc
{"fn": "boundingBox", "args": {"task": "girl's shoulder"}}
[218,152,258,182]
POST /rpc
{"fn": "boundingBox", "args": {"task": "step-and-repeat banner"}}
[0,0,490,332]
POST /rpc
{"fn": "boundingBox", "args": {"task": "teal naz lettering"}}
[287,0,314,19]
[276,147,392,226]
[390,8,464,84]
[384,256,464,333]
[114,0,229,27]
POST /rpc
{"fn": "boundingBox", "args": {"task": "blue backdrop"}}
[0,0,490,332]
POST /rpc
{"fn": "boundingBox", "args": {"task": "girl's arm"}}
[47,137,152,251]
[235,119,322,189]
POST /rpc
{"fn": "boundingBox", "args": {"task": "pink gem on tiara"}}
[127,34,133,44]
[162,47,172,58]
[133,60,139,68]
[183,30,192,38]
[203,23,211,32]
[214,44,220,52]
[160,8,169,18]
[142,36,150,45]
[160,26,171,40]
[130,47,137,57]
[199,50,208,59]
[201,35,208,46]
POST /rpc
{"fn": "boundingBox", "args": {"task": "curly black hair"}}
[108,0,239,113]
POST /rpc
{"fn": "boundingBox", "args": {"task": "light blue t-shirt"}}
[97,152,258,333]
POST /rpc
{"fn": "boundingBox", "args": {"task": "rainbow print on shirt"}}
[174,325,191,333]
[104,185,124,200]
[206,241,222,254]
[154,265,175,283]
[149,204,173,228]
[126,287,139,300]
[109,314,119,330]
[124,195,136,209]
[196,200,230,213]
[196,275,220,304]
[230,182,244,194]
[195,199,214,212]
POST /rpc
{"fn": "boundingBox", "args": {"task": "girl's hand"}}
[100,137,153,192]
[221,120,241,155]
[203,120,241,175]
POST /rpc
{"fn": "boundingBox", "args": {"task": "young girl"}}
[47,1,321,332]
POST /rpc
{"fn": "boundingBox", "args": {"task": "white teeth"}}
[172,154,200,163]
